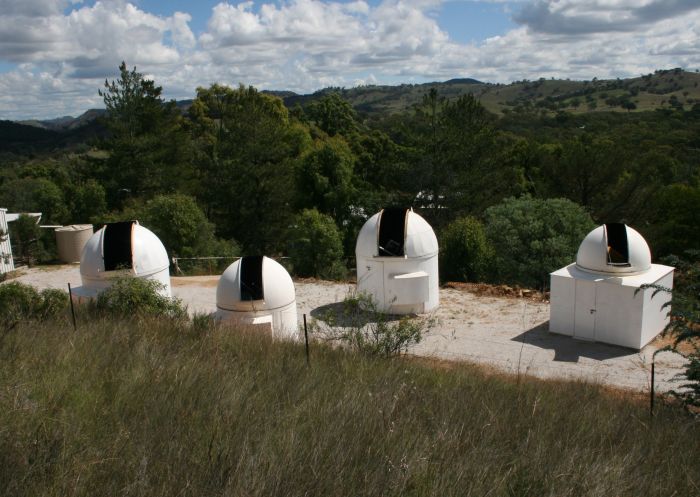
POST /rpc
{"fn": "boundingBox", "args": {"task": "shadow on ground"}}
[512,321,635,362]
[310,301,409,327]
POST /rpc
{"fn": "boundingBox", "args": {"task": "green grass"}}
[1,317,699,496]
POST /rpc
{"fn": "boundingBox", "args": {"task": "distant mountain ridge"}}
[12,69,700,130]
[17,109,106,132]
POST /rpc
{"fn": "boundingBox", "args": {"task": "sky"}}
[0,0,699,120]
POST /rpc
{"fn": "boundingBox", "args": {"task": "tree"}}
[647,184,700,256]
[621,100,637,112]
[0,177,68,224]
[139,194,237,258]
[484,196,594,288]
[305,92,358,137]
[189,84,310,253]
[405,91,499,227]
[99,62,165,139]
[295,137,356,224]
[7,214,46,265]
[287,209,345,279]
[99,62,194,204]
[70,179,107,223]
[537,134,627,210]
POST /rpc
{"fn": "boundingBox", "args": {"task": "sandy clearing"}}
[4,265,688,393]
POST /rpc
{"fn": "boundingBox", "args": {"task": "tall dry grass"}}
[1,316,698,496]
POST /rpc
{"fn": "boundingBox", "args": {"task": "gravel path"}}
[6,265,688,393]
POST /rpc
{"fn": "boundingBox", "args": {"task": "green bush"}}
[484,196,594,288]
[288,208,346,279]
[92,277,187,320]
[440,216,494,282]
[316,292,432,358]
[0,282,68,331]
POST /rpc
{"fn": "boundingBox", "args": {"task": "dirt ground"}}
[5,265,688,394]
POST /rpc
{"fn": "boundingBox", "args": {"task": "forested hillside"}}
[1,63,698,286]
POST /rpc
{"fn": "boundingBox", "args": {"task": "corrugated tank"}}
[55,224,93,263]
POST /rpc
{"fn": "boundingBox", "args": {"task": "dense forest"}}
[1,63,698,288]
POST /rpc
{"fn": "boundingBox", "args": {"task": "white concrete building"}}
[0,210,42,274]
[72,221,171,300]
[216,256,298,339]
[549,223,674,349]
[356,207,439,314]
[0,208,13,274]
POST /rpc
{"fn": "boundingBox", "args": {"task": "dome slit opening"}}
[605,222,630,267]
[102,221,135,271]
[240,255,265,301]
[378,207,408,257]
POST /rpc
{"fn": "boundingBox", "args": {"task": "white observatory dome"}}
[76,221,171,298]
[576,223,652,275]
[356,208,438,259]
[216,256,298,338]
[550,222,673,349]
[355,208,439,314]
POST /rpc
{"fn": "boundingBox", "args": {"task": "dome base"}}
[215,301,299,340]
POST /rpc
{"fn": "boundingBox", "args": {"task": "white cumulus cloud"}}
[0,0,698,119]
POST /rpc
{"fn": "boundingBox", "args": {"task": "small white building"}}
[0,208,13,274]
[216,256,298,339]
[0,210,42,274]
[72,221,171,300]
[549,223,674,349]
[356,207,439,314]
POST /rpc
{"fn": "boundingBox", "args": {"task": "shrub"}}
[648,251,700,412]
[92,277,187,320]
[288,208,346,279]
[440,216,494,282]
[8,214,52,265]
[0,282,68,331]
[484,196,594,288]
[316,292,432,358]
[192,311,218,333]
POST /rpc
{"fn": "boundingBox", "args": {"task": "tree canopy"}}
[1,64,698,284]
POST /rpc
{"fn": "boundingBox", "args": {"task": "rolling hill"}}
[10,68,700,135]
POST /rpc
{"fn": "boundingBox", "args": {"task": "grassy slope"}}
[291,69,700,117]
[1,317,699,496]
